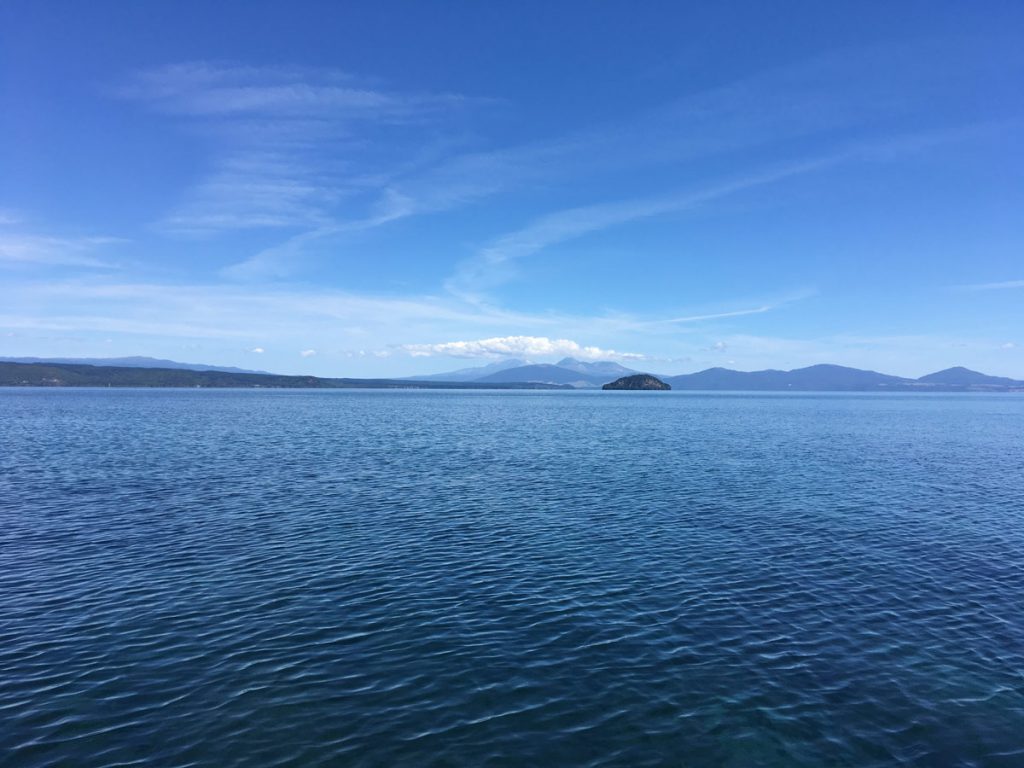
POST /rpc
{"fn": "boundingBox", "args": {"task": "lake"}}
[2,389,1023,767]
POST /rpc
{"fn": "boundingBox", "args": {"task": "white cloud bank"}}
[399,335,645,361]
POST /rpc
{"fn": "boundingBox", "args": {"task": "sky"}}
[2,0,1023,378]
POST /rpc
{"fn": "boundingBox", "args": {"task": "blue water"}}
[2,389,1023,767]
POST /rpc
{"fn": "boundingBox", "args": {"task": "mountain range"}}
[0,356,268,375]
[675,364,1022,391]
[409,359,1024,392]
[0,361,570,390]
[412,357,641,388]
[402,358,529,382]
[0,357,1021,392]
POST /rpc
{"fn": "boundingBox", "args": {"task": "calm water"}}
[2,389,1023,767]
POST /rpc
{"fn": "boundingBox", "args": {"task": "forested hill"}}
[0,362,570,389]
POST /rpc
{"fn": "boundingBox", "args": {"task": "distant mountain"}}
[407,357,637,385]
[473,358,643,388]
[665,367,788,390]
[668,364,909,391]
[916,367,1024,388]
[3,358,1020,392]
[0,362,572,390]
[475,363,607,388]
[0,356,269,375]
[554,357,639,377]
[782,363,911,389]
[666,364,1024,391]
[405,358,528,382]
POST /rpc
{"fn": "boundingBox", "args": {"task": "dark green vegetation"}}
[0,362,570,389]
[0,355,268,374]
[603,374,672,391]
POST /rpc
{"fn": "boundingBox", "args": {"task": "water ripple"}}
[2,389,1024,767]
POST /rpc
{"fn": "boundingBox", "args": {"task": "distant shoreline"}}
[1,361,1021,394]
[3,387,1019,394]
[0,361,572,390]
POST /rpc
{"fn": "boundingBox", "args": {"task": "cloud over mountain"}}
[399,335,645,361]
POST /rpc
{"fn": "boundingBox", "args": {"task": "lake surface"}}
[2,389,1023,767]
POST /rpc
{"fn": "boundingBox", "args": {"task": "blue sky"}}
[2,0,1023,377]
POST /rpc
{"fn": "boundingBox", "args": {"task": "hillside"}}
[0,362,571,390]
[404,358,528,382]
[665,364,1023,392]
[916,367,1023,388]
[3,360,1021,392]
[0,356,269,374]
[475,363,613,388]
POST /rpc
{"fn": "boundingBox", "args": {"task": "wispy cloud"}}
[158,153,342,234]
[621,305,781,331]
[0,280,531,342]
[116,62,467,119]
[220,192,418,279]
[7,276,1018,376]
[443,114,1004,301]
[446,158,835,299]
[374,39,1013,241]
[117,42,1018,278]
[0,234,121,268]
[664,307,774,324]
[1,278,793,364]
[399,335,646,361]
[115,62,484,238]
[956,279,1024,291]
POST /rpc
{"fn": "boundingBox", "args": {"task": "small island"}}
[602,374,672,391]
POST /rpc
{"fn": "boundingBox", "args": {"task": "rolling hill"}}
[916,366,1024,388]
[1,360,1021,392]
[0,356,271,374]
[404,358,528,382]
[665,364,913,391]
[664,364,1024,392]
[0,362,572,389]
